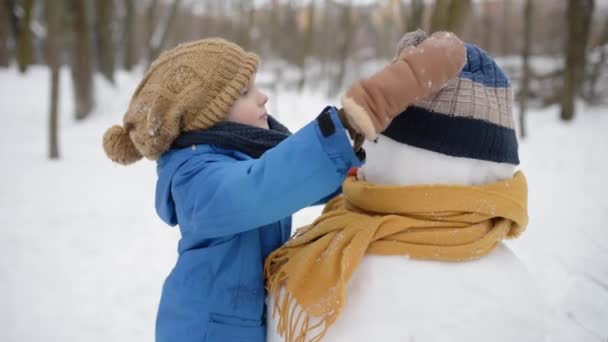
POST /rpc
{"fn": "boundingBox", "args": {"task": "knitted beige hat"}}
[103,38,259,165]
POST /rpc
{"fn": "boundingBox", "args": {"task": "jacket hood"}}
[155,149,188,226]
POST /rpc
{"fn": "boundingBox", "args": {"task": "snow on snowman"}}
[265,30,549,342]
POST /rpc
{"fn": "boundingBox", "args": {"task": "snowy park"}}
[1,63,607,341]
[1,0,608,341]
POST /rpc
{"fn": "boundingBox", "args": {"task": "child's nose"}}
[259,91,268,106]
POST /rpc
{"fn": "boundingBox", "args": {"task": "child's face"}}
[226,73,269,129]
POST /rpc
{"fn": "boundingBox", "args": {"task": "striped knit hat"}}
[103,38,259,165]
[383,38,518,165]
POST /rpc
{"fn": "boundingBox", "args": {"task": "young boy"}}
[102,35,465,342]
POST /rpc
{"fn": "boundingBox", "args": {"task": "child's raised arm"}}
[166,107,361,238]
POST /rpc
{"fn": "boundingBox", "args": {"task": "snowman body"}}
[267,136,548,342]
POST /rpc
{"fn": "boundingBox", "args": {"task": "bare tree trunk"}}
[320,0,332,80]
[69,0,94,120]
[5,0,20,41]
[46,0,61,159]
[298,0,315,91]
[586,46,607,104]
[375,4,394,58]
[269,0,280,52]
[235,0,255,51]
[429,0,471,36]
[446,0,471,36]
[560,0,594,121]
[147,0,182,66]
[123,0,136,70]
[407,0,424,32]
[429,0,450,34]
[17,0,32,72]
[585,18,608,103]
[502,0,512,56]
[599,17,608,47]
[145,0,158,65]
[329,0,353,98]
[95,0,114,83]
[0,0,11,66]
[480,0,492,52]
[518,0,533,138]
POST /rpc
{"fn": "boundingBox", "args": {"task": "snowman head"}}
[358,39,518,187]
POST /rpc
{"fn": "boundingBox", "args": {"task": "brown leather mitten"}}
[341,31,466,140]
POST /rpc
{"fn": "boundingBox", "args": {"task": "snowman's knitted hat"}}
[383,33,518,165]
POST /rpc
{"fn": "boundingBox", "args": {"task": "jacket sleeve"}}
[177,106,363,238]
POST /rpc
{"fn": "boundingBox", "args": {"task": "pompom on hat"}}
[103,38,259,165]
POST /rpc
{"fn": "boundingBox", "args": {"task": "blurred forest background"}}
[1,0,607,158]
[2,3,608,340]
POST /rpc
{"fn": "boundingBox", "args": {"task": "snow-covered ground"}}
[0,65,607,341]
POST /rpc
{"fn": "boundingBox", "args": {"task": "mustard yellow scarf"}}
[264,171,528,342]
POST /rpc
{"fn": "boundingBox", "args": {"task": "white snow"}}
[357,135,516,186]
[1,65,607,341]
[268,245,549,342]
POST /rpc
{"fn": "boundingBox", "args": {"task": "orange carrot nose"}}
[347,167,358,177]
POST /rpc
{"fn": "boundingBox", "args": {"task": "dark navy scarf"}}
[171,115,292,158]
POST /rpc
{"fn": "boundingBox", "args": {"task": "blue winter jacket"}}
[154,107,363,342]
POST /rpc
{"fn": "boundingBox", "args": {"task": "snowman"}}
[266,32,550,342]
